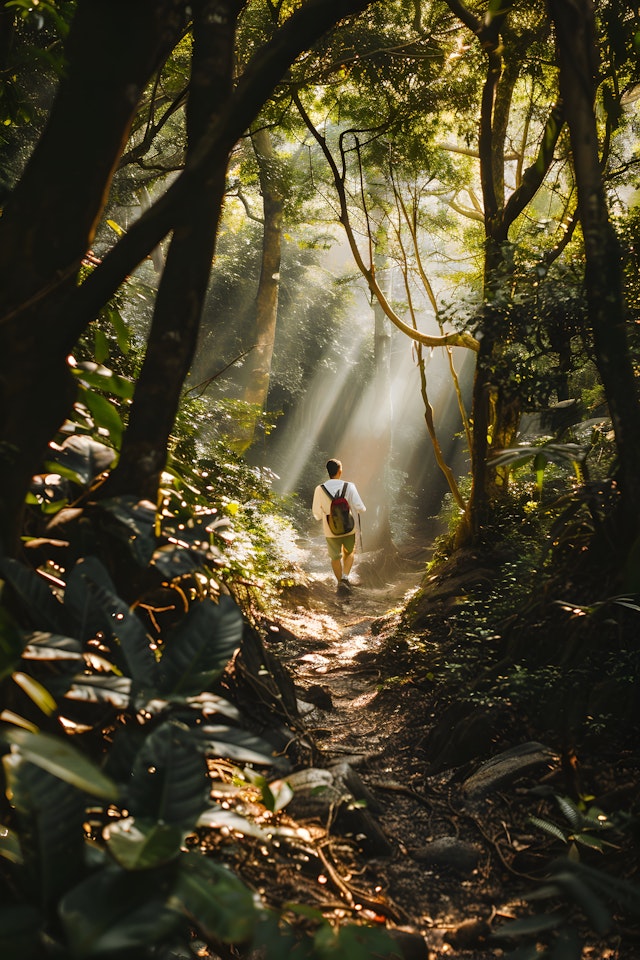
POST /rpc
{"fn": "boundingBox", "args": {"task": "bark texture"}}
[233,127,285,454]
[0,0,186,552]
[549,0,640,538]
[105,0,242,498]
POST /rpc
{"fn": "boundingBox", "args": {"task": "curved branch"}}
[543,208,579,268]
[119,85,189,168]
[55,0,381,346]
[501,101,565,234]
[293,91,479,353]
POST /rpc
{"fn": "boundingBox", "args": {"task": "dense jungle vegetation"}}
[1,1,639,958]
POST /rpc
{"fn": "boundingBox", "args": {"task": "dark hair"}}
[326,458,342,478]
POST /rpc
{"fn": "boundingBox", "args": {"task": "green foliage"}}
[0,475,290,957]
[528,794,617,859]
[0,336,396,957]
[494,850,640,957]
[491,442,588,493]
[0,0,73,196]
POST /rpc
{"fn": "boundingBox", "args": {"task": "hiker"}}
[312,458,366,592]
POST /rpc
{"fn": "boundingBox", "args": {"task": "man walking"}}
[312,458,366,593]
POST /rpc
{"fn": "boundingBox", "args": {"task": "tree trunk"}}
[366,285,394,550]
[549,0,640,539]
[105,0,241,499]
[0,0,186,552]
[454,0,562,542]
[232,127,284,454]
[0,5,15,71]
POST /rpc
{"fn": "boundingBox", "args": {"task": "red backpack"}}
[321,482,355,536]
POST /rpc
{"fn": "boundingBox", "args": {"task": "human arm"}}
[312,485,326,521]
[347,483,366,512]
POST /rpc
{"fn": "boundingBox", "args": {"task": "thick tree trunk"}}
[0,0,186,552]
[549,0,640,539]
[105,0,241,499]
[0,0,185,317]
[0,5,15,71]
[233,127,284,454]
[455,0,563,543]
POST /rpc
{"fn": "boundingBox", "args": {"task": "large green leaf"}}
[0,604,26,682]
[550,870,611,934]
[102,307,131,355]
[60,673,132,709]
[3,754,87,907]
[23,631,84,660]
[158,596,243,695]
[2,729,119,802]
[77,387,123,447]
[12,672,57,715]
[72,361,135,400]
[102,723,147,783]
[104,816,184,870]
[0,557,67,634]
[64,555,119,643]
[183,691,243,722]
[97,497,157,566]
[189,723,275,764]
[196,805,273,841]
[150,543,205,579]
[156,513,225,567]
[553,858,640,918]
[59,866,181,956]
[169,851,257,944]
[46,435,116,487]
[66,556,157,687]
[126,721,209,828]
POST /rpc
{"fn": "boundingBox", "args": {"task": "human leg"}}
[340,534,356,584]
[326,537,344,582]
[326,535,355,585]
[342,544,355,578]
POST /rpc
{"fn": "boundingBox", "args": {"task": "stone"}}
[386,926,430,960]
[283,765,393,856]
[411,836,482,873]
[462,741,559,797]
[444,918,492,949]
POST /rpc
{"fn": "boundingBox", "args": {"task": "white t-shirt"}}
[312,478,366,538]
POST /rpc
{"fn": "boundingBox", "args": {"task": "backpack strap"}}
[321,482,349,501]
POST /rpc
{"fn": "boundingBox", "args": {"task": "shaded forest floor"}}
[232,533,640,959]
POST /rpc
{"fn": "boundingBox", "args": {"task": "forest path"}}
[277,536,426,762]
[269,537,634,960]
[272,538,505,958]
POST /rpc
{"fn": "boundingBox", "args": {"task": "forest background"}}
[0,1,639,958]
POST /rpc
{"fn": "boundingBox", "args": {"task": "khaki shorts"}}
[326,534,356,561]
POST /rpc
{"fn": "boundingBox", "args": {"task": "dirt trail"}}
[277,541,424,762]
[270,539,637,960]
[272,542,506,957]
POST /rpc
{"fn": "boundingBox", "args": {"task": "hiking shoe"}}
[340,577,352,591]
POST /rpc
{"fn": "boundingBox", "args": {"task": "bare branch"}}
[293,91,479,353]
